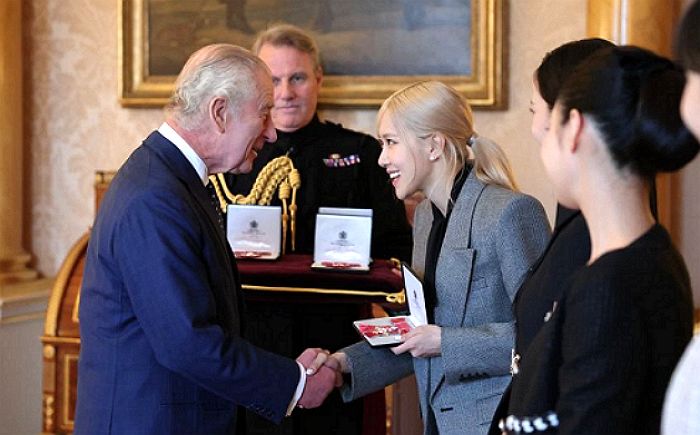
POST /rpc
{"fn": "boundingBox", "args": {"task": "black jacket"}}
[494,225,693,434]
[227,115,412,261]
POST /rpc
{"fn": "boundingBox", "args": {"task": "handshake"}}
[295,348,348,409]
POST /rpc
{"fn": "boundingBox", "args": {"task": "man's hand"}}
[297,348,331,375]
[296,348,341,409]
[391,324,442,358]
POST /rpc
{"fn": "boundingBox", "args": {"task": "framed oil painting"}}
[119,0,506,108]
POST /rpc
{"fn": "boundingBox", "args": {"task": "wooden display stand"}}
[41,232,87,434]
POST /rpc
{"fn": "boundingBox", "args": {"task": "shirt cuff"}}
[286,362,306,416]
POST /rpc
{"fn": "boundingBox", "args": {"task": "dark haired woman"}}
[661,1,700,433]
[499,46,697,434]
[517,37,615,359]
[489,38,613,434]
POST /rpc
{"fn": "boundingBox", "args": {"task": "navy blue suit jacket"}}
[75,131,300,434]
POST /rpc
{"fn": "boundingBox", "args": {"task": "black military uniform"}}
[228,115,412,435]
[230,115,412,260]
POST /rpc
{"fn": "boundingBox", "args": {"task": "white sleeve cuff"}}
[286,362,306,416]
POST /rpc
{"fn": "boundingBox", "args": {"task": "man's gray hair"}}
[167,44,269,129]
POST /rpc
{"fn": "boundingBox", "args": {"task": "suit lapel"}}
[435,173,485,327]
[425,174,485,403]
[142,131,245,331]
[142,132,231,253]
[412,173,486,405]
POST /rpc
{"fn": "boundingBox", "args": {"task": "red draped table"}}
[238,254,405,307]
[237,254,406,435]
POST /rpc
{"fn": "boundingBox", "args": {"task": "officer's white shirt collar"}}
[158,122,209,186]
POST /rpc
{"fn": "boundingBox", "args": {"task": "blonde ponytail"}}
[377,80,519,192]
[471,135,519,191]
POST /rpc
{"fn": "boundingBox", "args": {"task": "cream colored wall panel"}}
[476,0,586,219]
[26,0,161,276]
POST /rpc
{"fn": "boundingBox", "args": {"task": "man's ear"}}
[316,66,323,87]
[564,108,585,153]
[210,97,228,133]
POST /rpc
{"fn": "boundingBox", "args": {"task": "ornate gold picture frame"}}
[119,0,506,108]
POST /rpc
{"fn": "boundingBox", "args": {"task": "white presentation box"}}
[226,204,281,260]
[312,207,372,272]
[318,207,373,217]
[353,263,428,347]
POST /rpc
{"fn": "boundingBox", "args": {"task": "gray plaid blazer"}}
[340,171,550,435]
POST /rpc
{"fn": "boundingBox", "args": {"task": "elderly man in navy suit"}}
[74,43,339,435]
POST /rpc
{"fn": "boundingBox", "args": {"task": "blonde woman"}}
[330,81,550,434]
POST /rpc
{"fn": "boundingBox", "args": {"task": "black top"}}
[424,165,470,323]
[489,205,590,434]
[502,224,694,434]
[227,115,413,261]
[514,205,590,356]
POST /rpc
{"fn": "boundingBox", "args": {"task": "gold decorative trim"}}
[43,345,56,360]
[243,284,405,304]
[43,393,55,432]
[44,232,89,336]
[208,175,229,214]
[41,336,81,345]
[63,354,79,426]
[216,173,236,203]
[71,291,80,324]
